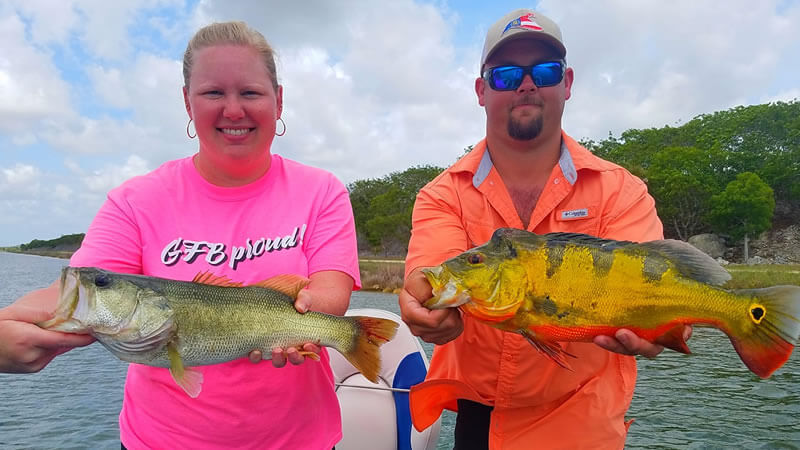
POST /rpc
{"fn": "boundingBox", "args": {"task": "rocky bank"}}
[690,225,800,264]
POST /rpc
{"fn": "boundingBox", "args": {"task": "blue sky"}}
[1,0,799,246]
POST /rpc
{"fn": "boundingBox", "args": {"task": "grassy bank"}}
[359,259,404,293]
[724,264,800,289]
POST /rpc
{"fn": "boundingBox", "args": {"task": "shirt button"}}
[554,178,560,184]
[505,354,513,361]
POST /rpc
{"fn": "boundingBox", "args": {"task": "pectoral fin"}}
[519,329,575,370]
[168,341,203,398]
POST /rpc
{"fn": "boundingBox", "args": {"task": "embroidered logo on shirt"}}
[560,208,589,220]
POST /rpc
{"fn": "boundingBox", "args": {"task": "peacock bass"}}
[421,228,800,378]
[39,267,398,397]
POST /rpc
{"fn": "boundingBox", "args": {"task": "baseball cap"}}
[480,9,566,71]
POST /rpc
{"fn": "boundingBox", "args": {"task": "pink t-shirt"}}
[70,154,361,449]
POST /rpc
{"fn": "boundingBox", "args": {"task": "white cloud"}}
[81,154,151,193]
[191,0,483,183]
[0,164,41,196]
[47,52,187,166]
[0,13,73,135]
[4,0,80,45]
[53,184,73,202]
[545,0,800,138]
[88,66,132,109]
[762,89,800,104]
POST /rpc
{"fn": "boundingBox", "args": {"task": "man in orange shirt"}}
[400,8,688,449]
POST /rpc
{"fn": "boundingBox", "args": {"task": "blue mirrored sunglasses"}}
[482,61,565,91]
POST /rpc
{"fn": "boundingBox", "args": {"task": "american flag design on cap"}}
[503,13,543,34]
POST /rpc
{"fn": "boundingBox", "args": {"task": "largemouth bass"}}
[422,228,800,378]
[39,267,398,397]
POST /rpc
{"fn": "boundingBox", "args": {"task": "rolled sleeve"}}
[405,179,470,278]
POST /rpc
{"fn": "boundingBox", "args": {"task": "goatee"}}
[508,115,543,141]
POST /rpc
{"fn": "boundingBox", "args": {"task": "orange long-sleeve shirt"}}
[406,132,663,449]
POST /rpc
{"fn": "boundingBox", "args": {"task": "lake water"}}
[0,251,798,449]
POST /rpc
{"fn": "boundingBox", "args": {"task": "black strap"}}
[453,399,493,450]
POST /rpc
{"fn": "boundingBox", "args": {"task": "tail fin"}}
[730,285,800,378]
[339,316,399,383]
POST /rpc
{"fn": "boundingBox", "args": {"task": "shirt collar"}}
[457,132,600,189]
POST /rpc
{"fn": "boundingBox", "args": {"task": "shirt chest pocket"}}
[463,219,502,249]
[548,205,601,236]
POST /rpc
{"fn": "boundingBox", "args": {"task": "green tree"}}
[645,146,721,240]
[708,172,775,262]
[19,233,85,250]
[348,165,442,255]
[586,100,800,229]
[365,186,412,253]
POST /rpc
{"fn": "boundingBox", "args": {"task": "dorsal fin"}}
[542,231,634,250]
[250,274,311,298]
[191,271,244,287]
[639,239,731,286]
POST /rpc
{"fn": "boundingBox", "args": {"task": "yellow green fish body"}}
[40,267,397,397]
[422,228,800,378]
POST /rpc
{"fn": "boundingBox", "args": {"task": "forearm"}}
[303,270,354,316]
[2,281,60,321]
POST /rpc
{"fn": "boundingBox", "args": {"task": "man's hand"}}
[593,326,692,358]
[398,268,463,345]
[0,283,95,373]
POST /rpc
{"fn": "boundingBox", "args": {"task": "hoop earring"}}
[275,117,286,136]
[186,119,197,139]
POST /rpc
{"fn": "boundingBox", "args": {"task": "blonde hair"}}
[183,21,278,90]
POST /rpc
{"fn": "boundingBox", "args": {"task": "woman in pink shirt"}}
[0,21,360,449]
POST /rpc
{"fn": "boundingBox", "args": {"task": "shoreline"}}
[0,248,75,259]
[0,250,406,293]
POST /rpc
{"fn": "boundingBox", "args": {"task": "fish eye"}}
[94,273,111,287]
[467,253,484,265]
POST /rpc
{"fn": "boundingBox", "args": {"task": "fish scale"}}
[137,284,360,366]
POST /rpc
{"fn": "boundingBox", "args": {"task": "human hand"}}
[247,343,322,367]
[593,326,692,358]
[0,285,95,373]
[398,269,463,345]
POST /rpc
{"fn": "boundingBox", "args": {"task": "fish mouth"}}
[429,274,521,321]
[60,267,79,305]
[421,266,471,309]
[38,267,89,332]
